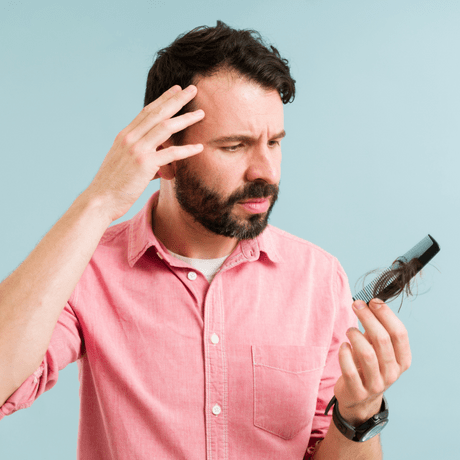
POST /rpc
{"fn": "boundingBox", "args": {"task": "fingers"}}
[338,342,366,398]
[122,85,200,146]
[129,108,205,174]
[143,85,182,115]
[334,298,411,424]
[155,142,204,168]
[140,109,205,156]
[342,298,411,395]
[337,298,411,404]
[111,84,205,176]
[353,299,412,374]
[117,85,182,140]
[345,328,385,395]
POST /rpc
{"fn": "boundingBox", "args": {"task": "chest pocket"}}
[252,345,327,440]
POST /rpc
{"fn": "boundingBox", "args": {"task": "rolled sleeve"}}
[0,300,83,420]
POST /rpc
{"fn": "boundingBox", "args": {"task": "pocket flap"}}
[252,345,327,374]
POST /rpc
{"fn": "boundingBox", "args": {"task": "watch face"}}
[361,420,388,442]
[361,420,389,442]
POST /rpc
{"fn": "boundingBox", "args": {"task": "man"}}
[0,21,410,459]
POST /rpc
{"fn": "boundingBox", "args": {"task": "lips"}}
[238,197,271,214]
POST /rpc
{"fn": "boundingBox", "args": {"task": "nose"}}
[245,143,281,184]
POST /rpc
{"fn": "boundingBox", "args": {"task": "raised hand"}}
[85,84,205,222]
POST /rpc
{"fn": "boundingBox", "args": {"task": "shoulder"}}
[84,220,132,267]
[264,224,339,267]
[261,225,353,312]
[99,220,130,246]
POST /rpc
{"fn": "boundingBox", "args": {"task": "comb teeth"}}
[353,268,396,304]
[353,234,440,304]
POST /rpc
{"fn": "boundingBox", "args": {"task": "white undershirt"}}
[167,250,229,283]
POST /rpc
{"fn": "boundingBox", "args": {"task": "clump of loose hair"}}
[143,20,296,145]
[357,258,424,311]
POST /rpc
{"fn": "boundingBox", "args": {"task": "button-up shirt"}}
[1,192,357,459]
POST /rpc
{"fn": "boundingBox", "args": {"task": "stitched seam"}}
[329,257,339,352]
[205,284,213,460]
[252,363,324,374]
[253,421,295,440]
[252,347,258,434]
[252,358,306,440]
[218,279,229,460]
[99,221,129,244]
[221,255,245,271]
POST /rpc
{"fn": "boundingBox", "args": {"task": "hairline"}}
[172,67,284,146]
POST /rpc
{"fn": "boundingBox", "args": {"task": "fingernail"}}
[353,300,366,310]
[185,85,196,93]
[370,298,383,309]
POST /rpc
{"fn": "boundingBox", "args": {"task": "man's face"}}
[173,70,285,240]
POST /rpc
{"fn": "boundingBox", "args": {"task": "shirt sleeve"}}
[307,259,358,449]
[0,299,83,420]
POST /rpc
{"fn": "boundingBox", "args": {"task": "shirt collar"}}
[127,191,283,267]
[127,191,164,268]
[252,223,283,263]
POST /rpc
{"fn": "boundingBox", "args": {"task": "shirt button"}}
[187,271,197,281]
[212,404,222,416]
[210,333,220,344]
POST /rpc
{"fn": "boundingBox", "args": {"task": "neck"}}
[153,186,238,260]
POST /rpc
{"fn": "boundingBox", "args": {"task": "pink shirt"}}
[1,192,357,459]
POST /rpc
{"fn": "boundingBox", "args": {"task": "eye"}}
[268,140,281,147]
[222,144,243,152]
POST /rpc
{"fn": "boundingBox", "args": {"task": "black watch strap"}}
[325,395,389,442]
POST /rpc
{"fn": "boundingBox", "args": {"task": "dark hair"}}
[144,20,296,145]
[358,258,424,312]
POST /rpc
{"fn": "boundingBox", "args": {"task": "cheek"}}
[208,171,241,196]
[192,150,246,191]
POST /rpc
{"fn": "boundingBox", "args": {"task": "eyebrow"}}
[209,130,286,145]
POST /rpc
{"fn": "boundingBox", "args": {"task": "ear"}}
[154,138,177,180]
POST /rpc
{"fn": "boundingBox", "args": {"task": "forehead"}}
[190,70,284,138]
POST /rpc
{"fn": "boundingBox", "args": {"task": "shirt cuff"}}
[305,438,324,459]
[0,363,45,420]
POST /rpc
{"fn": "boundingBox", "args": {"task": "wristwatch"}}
[325,395,389,442]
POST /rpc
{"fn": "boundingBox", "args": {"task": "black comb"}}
[353,234,440,305]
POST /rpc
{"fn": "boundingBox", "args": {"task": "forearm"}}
[0,191,112,406]
[313,421,382,460]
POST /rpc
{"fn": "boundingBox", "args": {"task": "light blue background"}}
[1,0,458,458]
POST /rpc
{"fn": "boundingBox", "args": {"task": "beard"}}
[173,160,279,240]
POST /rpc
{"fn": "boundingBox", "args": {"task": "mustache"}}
[226,182,279,207]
